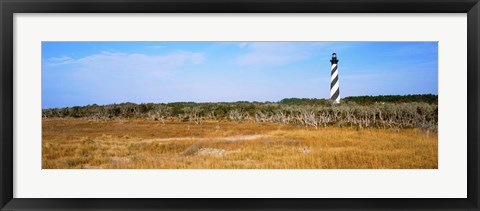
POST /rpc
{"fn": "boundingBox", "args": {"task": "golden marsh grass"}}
[42,118,437,169]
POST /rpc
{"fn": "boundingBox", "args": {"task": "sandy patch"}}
[197,148,240,156]
[140,134,265,143]
[297,147,311,154]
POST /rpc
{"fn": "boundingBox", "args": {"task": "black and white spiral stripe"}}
[330,63,340,103]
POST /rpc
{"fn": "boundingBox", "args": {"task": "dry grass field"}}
[42,118,437,169]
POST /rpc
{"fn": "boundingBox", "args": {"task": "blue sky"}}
[42,42,438,108]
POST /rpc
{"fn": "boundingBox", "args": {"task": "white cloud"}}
[396,42,438,56]
[45,56,76,66]
[43,50,206,105]
[235,42,315,67]
[237,42,248,48]
[46,50,204,77]
[145,45,167,49]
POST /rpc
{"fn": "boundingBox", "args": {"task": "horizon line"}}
[42,94,438,109]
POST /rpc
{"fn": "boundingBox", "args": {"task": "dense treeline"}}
[342,94,438,104]
[42,95,438,132]
[278,98,330,105]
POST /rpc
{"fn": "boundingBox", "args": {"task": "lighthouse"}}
[330,53,340,104]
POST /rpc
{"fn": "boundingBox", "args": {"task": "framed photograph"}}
[1,0,479,210]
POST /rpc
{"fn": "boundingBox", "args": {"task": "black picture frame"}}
[1,0,479,210]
